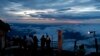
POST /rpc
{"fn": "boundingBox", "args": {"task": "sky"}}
[0,0,100,23]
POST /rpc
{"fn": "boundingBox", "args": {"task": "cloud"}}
[82,19,100,23]
[1,0,100,23]
[6,9,56,17]
[66,6,100,13]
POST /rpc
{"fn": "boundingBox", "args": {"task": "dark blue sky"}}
[0,0,100,23]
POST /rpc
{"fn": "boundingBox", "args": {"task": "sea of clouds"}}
[9,23,100,54]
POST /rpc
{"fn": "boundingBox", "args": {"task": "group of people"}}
[3,34,52,56]
[8,34,51,49]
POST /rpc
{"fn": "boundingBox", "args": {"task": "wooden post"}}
[93,32,99,56]
[58,30,62,52]
[95,38,99,56]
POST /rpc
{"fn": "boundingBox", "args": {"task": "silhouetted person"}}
[22,36,27,49]
[13,36,19,46]
[45,35,52,56]
[32,35,38,56]
[18,37,25,56]
[26,35,33,56]
[17,37,25,56]
[46,35,51,49]
[0,20,10,56]
[41,35,46,49]
[13,36,22,56]
[33,35,38,49]
[22,36,27,56]
[76,44,85,56]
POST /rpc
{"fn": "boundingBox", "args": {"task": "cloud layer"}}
[1,0,100,23]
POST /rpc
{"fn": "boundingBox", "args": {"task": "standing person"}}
[26,35,33,56]
[13,36,19,46]
[45,35,51,56]
[40,35,46,49]
[40,35,46,56]
[23,36,27,49]
[46,35,51,49]
[22,36,27,56]
[32,35,38,56]
[33,35,38,49]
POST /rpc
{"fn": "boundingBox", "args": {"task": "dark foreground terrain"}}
[0,47,99,56]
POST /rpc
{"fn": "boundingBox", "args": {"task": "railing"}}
[38,41,58,49]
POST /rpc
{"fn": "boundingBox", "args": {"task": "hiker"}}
[46,35,51,48]
[33,35,38,50]
[26,35,33,56]
[40,35,46,49]
[32,35,38,56]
